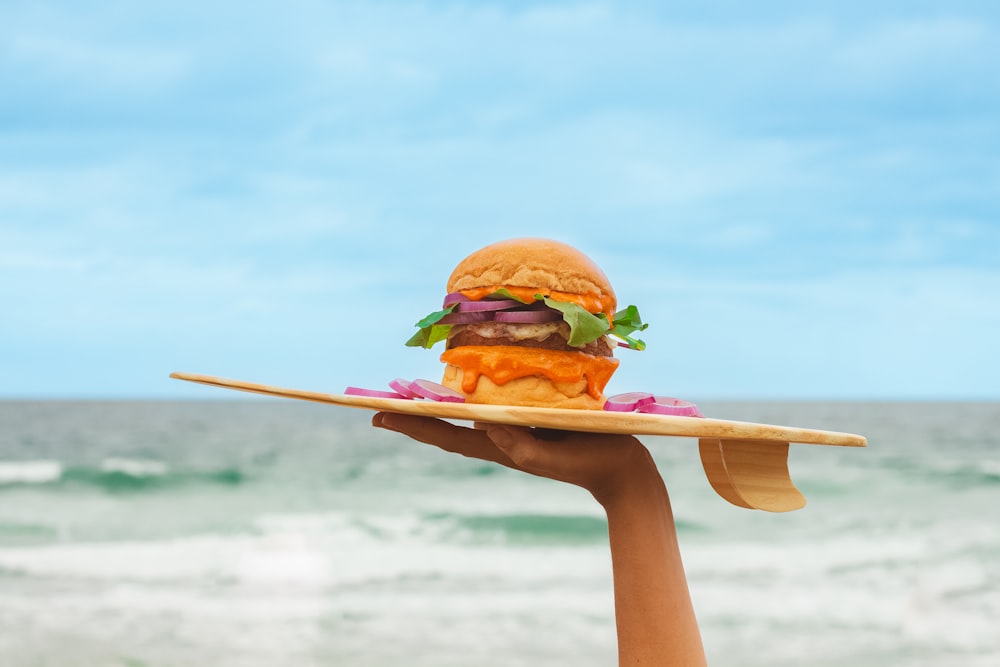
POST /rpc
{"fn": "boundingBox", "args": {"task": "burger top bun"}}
[446,238,616,314]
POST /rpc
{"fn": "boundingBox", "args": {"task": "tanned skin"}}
[373,412,707,666]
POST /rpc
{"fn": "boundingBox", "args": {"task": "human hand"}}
[373,412,703,664]
[372,412,657,506]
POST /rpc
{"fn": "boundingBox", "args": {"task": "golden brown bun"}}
[442,364,606,410]
[447,238,616,314]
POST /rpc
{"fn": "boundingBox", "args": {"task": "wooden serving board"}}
[170,372,867,513]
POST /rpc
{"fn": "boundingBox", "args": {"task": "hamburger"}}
[406,238,647,409]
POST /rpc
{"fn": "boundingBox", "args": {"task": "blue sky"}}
[2,1,998,400]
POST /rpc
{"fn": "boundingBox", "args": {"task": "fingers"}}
[482,424,647,492]
[482,424,576,481]
[373,412,518,468]
[374,413,652,498]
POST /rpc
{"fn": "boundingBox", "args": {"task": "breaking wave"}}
[0,458,244,493]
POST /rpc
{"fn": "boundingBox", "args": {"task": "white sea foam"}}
[2,401,998,667]
[99,457,168,476]
[0,536,246,581]
[979,459,1000,476]
[0,460,62,484]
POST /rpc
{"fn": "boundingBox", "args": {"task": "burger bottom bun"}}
[441,364,606,410]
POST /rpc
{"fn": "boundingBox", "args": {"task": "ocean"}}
[1,400,998,666]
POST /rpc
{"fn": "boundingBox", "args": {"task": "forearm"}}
[601,458,706,666]
[373,416,706,663]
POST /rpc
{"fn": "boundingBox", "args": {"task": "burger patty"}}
[446,321,614,357]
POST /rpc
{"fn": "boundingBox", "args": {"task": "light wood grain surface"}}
[171,371,865,512]
[170,372,867,447]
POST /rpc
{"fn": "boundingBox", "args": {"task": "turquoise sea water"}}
[1,400,998,666]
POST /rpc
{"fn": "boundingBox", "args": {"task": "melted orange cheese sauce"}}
[459,285,614,316]
[440,346,619,399]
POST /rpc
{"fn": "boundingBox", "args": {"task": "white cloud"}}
[833,18,990,81]
[8,33,191,91]
[640,263,1000,398]
[1,0,998,397]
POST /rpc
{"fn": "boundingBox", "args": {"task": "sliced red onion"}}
[345,386,412,400]
[437,311,493,325]
[637,396,704,417]
[603,392,656,412]
[458,299,523,312]
[442,292,472,307]
[388,378,421,399]
[494,309,562,323]
[408,379,466,403]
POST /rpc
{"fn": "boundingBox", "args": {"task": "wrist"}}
[590,442,667,511]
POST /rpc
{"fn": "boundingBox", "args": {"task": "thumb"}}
[485,425,550,474]
[486,425,516,449]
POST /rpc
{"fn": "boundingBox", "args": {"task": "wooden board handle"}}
[699,438,807,512]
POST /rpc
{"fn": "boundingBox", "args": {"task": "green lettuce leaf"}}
[490,288,533,304]
[405,323,452,349]
[539,296,611,347]
[405,304,456,348]
[404,293,649,351]
[608,305,648,350]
